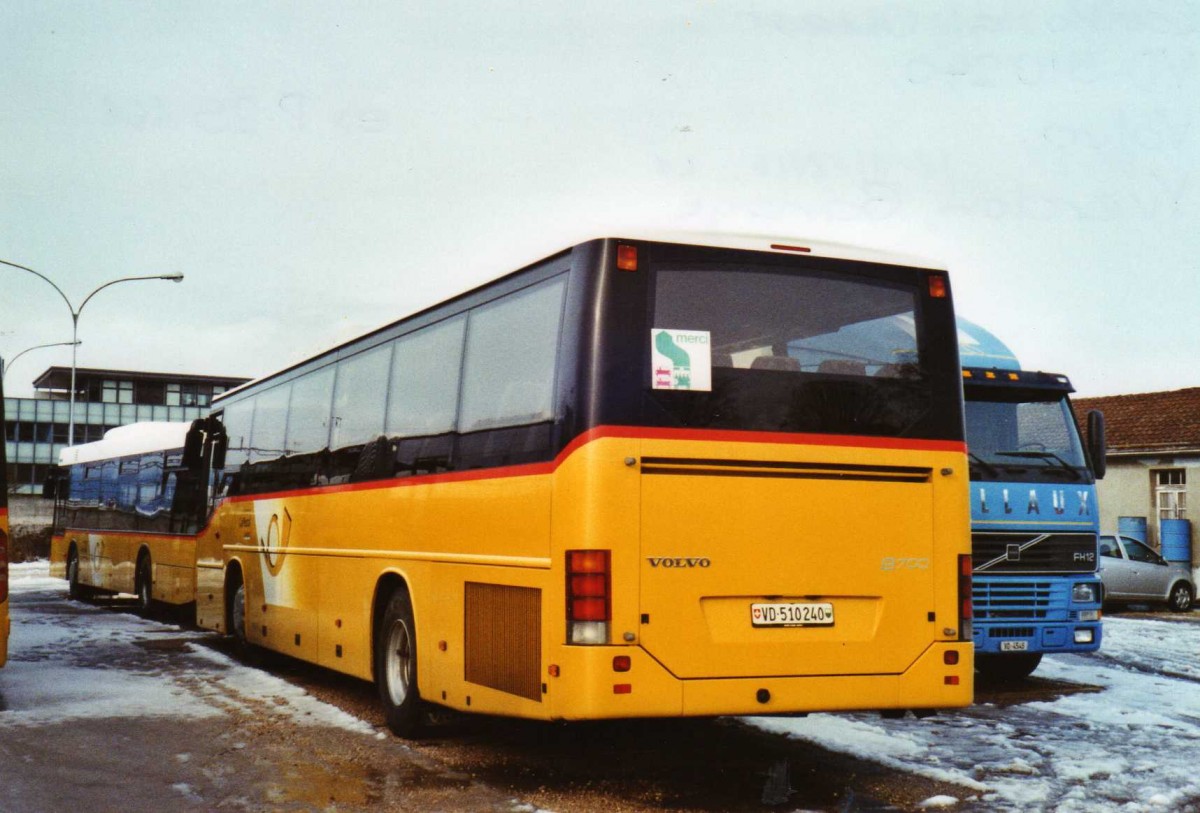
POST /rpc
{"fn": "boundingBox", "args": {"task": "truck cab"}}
[959,321,1106,680]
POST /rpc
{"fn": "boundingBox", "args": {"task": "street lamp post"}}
[0,340,82,383]
[0,259,184,445]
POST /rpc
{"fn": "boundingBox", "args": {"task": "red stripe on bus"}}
[227,426,964,504]
[50,529,199,543]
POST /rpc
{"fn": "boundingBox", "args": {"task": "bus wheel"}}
[376,587,425,738]
[136,555,153,616]
[228,571,259,663]
[67,549,91,601]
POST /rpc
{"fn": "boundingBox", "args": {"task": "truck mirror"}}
[1087,410,1107,480]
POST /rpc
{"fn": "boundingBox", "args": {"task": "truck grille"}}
[973,532,1097,574]
[973,578,1072,622]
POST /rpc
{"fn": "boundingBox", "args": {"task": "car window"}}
[1123,538,1160,564]
[1099,536,1122,558]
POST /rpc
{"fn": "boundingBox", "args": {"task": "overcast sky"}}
[1,2,1196,399]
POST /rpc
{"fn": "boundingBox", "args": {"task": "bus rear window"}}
[646,261,937,438]
[653,263,920,377]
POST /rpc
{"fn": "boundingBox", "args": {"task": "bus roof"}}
[214,233,946,405]
[609,231,946,270]
[58,422,191,466]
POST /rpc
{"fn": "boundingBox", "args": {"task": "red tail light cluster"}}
[958,554,973,641]
[0,527,8,603]
[567,549,610,645]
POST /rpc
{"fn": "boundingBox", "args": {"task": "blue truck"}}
[959,321,1107,680]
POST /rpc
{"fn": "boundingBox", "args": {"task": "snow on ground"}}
[747,616,1200,812]
[1,561,373,735]
[9,560,1199,811]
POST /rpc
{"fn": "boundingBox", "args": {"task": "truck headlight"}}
[1072,583,1098,603]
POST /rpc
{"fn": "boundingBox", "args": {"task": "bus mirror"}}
[1087,410,1107,480]
[211,423,228,471]
[41,467,62,499]
[182,420,205,471]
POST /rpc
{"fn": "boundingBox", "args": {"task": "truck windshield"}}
[965,390,1089,482]
[646,259,950,438]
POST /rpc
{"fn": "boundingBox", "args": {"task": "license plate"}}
[751,602,834,627]
[1000,640,1029,652]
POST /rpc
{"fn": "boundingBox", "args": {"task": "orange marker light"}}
[928,274,948,298]
[617,244,638,271]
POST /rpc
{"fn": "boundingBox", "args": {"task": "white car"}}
[1099,534,1194,612]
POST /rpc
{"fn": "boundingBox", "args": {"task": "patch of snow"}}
[744,616,1200,812]
[918,795,959,809]
[2,560,373,738]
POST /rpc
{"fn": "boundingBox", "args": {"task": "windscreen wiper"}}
[967,451,1001,478]
[996,450,1083,480]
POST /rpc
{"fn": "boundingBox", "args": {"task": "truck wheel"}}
[376,587,425,738]
[976,652,1043,683]
[1167,582,1193,613]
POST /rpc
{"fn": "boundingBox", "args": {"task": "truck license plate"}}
[751,602,834,627]
[1000,640,1029,652]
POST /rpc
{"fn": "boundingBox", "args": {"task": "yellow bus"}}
[198,235,973,736]
[47,421,214,612]
[1,373,9,667]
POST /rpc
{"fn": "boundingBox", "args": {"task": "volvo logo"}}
[1006,544,1021,562]
[647,557,711,568]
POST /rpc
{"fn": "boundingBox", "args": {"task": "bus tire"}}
[1167,582,1193,613]
[136,554,153,616]
[228,569,260,664]
[67,548,92,601]
[976,652,1042,683]
[376,587,425,738]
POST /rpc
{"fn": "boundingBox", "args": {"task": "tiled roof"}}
[1074,388,1200,454]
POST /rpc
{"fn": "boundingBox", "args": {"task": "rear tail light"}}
[567,549,610,645]
[958,554,972,641]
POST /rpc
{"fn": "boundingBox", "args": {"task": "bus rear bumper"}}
[546,641,973,721]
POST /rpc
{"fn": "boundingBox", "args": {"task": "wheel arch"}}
[371,570,413,684]
[223,557,246,634]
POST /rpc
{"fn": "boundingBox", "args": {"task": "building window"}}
[102,380,134,404]
[1156,469,1187,525]
[168,382,202,407]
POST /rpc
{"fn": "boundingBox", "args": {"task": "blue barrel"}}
[1118,516,1148,544]
[1161,519,1193,564]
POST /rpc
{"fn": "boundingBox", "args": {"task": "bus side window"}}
[331,343,391,451]
[458,277,566,434]
[387,319,465,436]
